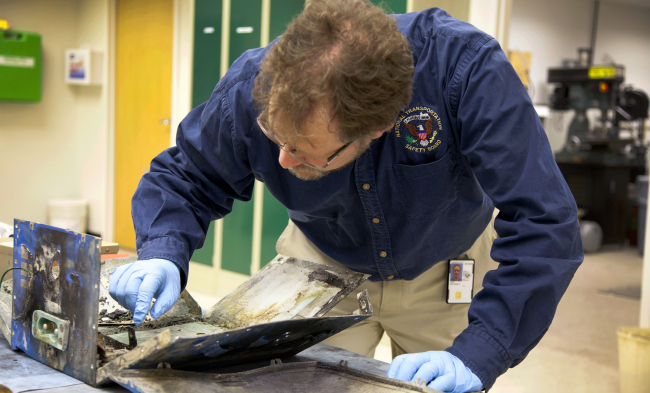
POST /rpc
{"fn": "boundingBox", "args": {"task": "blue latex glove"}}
[108,258,181,326]
[387,351,483,393]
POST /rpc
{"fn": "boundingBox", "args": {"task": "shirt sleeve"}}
[132,93,255,289]
[444,38,584,389]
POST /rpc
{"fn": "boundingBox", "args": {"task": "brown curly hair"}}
[253,0,414,143]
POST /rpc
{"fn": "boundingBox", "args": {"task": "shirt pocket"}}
[392,146,460,221]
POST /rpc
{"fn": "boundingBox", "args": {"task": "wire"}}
[0,267,33,285]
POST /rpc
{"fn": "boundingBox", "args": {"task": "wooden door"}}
[115,0,174,250]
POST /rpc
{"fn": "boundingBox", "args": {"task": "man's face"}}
[452,265,461,280]
[268,106,390,181]
[285,140,370,181]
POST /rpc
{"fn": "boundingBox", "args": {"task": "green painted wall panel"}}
[190,0,307,274]
[229,0,262,67]
[269,0,304,42]
[220,0,262,275]
[372,0,407,14]
[192,221,215,266]
[190,0,224,267]
[192,0,223,107]
[260,186,290,267]
[221,197,255,275]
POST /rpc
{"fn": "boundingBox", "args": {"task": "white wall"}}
[0,0,111,239]
[469,0,512,50]
[596,2,650,97]
[509,0,650,150]
[73,0,111,240]
[171,0,194,147]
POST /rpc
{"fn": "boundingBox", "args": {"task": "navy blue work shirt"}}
[132,8,583,389]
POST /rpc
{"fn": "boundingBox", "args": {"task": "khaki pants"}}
[276,214,498,359]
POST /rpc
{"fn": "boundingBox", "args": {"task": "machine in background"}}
[549,48,649,246]
[550,48,648,166]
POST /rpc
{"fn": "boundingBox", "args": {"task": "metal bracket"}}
[31,310,70,351]
[350,289,372,316]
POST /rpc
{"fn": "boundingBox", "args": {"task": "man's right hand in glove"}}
[108,258,181,325]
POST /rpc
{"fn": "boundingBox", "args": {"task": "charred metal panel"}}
[0,279,11,341]
[10,220,101,385]
[96,290,373,385]
[98,257,202,328]
[5,229,373,388]
[109,359,440,393]
[105,321,226,347]
[204,255,369,328]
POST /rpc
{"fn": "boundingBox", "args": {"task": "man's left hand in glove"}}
[387,351,484,393]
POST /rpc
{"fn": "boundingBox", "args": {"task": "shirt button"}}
[372,218,380,224]
[379,251,387,258]
[387,275,394,280]
[362,183,371,190]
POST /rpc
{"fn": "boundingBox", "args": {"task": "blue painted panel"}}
[11,220,101,385]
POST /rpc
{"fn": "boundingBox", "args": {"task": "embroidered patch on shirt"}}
[394,106,443,153]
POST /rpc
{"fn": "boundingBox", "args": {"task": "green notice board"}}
[0,30,41,102]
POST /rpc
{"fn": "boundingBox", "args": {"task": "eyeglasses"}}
[257,116,358,170]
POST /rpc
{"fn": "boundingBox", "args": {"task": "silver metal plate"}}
[109,359,440,393]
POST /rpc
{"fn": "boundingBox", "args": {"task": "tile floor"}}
[346,246,643,392]
[147,245,645,392]
[487,246,643,392]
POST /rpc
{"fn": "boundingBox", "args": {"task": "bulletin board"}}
[0,30,42,102]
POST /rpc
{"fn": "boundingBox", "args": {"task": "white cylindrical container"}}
[47,199,88,233]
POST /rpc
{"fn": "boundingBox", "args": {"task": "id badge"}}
[446,259,475,304]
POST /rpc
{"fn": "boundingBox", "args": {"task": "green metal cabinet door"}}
[191,0,307,273]
[220,0,263,275]
[372,0,406,14]
[260,187,290,268]
[269,0,304,41]
[258,0,305,267]
[228,0,262,66]
[190,0,223,267]
[221,198,256,275]
[192,0,223,106]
